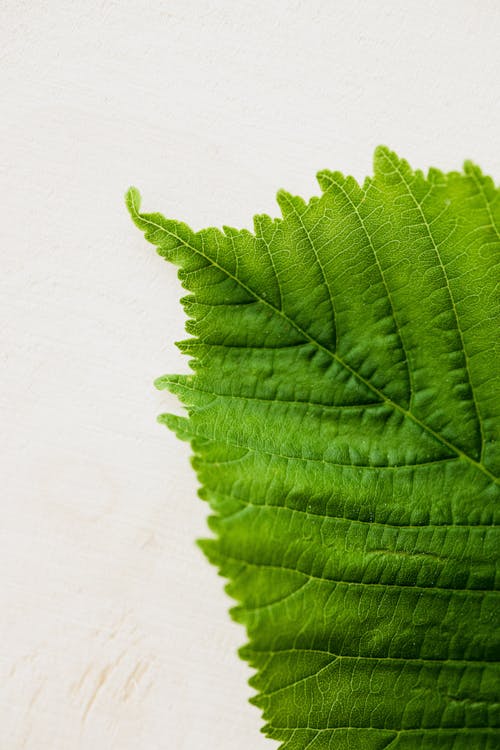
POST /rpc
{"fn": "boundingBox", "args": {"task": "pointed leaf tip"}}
[125,186,142,223]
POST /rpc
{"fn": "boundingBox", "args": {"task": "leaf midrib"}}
[129,193,498,485]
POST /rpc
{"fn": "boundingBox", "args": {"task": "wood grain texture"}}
[1,1,499,748]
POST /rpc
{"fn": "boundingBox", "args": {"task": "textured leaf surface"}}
[128,148,500,749]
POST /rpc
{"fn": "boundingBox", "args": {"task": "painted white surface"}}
[1,1,498,748]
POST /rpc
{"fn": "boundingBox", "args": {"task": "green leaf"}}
[127,147,500,749]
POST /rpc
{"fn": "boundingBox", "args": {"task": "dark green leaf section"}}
[127,147,500,749]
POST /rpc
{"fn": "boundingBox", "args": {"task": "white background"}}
[1,1,499,748]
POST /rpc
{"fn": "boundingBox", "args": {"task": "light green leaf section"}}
[127,148,500,749]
